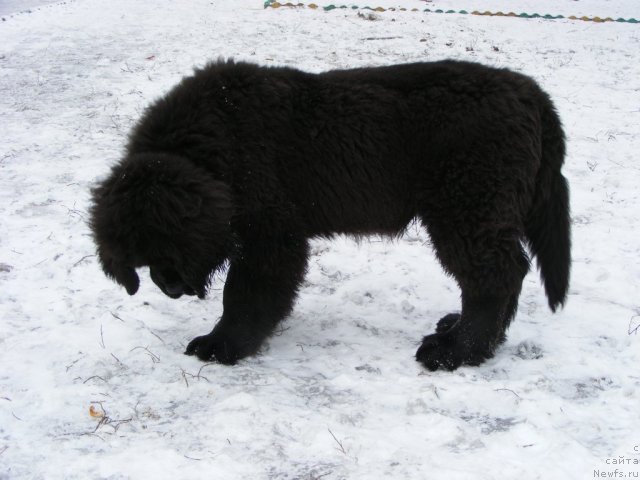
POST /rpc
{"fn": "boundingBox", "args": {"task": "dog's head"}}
[90,153,233,299]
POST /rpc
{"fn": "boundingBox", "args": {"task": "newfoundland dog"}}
[90,59,570,371]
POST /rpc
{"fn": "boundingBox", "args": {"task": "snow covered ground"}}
[1,0,639,478]
[0,1,56,16]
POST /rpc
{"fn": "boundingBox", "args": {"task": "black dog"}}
[90,59,570,371]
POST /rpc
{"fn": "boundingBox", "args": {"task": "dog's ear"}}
[97,245,140,295]
[101,254,140,295]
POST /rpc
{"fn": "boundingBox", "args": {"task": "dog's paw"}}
[185,332,243,365]
[415,332,463,371]
[435,313,460,333]
[416,327,496,371]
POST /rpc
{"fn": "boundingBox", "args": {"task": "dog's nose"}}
[165,283,184,297]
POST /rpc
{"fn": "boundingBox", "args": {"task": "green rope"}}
[264,1,640,24]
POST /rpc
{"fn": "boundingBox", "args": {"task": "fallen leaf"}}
[89,405,104,418]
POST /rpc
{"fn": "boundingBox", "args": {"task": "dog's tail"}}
[525,94,571,312]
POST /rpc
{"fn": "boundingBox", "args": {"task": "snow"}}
[0,0,639,479]
[0,0,63,16]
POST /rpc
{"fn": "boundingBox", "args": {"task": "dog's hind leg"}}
[435,286,522,342]
[417,217,529,371]
[185,230,309,364]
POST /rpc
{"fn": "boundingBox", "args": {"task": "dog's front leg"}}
[185,233,309,364]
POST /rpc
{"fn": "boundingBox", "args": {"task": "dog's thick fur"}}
[90,59,571,371]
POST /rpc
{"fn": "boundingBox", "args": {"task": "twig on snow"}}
[99,324,106,349]
[495,388,521,399]
[146,328,165,344]
[111,353,125,366]
[273,325,291,336]
[96,415,132,433]
[130,346,160,363]
[309,472,332,480]
[431,385,440,399]
[82,375,107,384]
[181,368,190,387]
[183,454,202,461]
[78,432,106,442]
[629,315,640,335]
[65,354,85,372]
[327,428,347,455]
[197,363,217,378]
[72,254,95,268]
[364,36,402,41]
[180,365,211,387]
[63,205,86,221]
[90,402,132,434]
